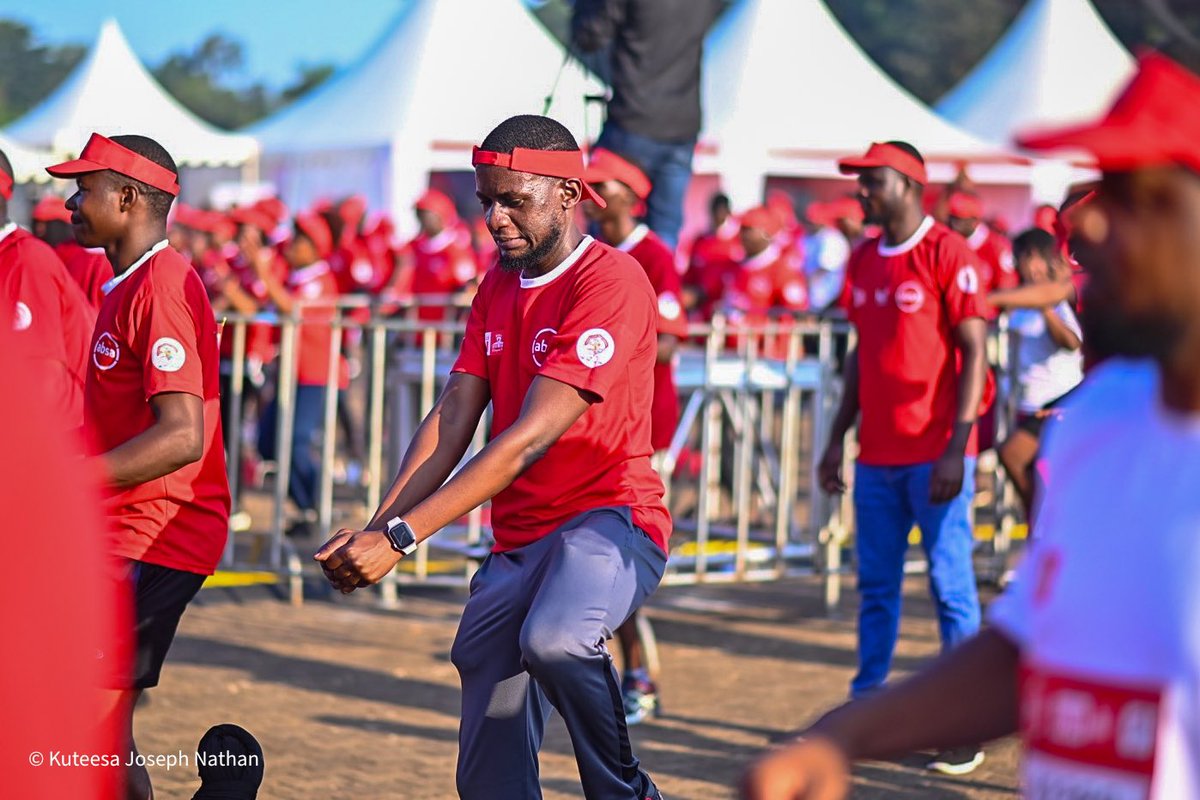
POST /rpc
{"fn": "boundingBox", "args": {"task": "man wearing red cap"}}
[803,198,863,311]
[816,140,989,775]
[946,190,1018,298]
[253,212,346,538]
[316,115,668,800]
[585,147,687,726]
[400,188,478,322]
[682,191,743,320]
[47,133,230,800]
[744,54,1200,800]
[725,206,809,352]
[0,149,96,430]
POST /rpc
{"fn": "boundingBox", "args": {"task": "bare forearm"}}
[828,349,860,444]
[96,423,201,489]
[988,280,1072,309]
[810,629,1020,759]
[656,334,679,364]
[366,413,470,529]
[1042,308,1081,350]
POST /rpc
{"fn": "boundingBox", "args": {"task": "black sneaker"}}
[927,745,985,775]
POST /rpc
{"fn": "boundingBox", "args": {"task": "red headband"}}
[46,133,180,196]
[0,171,12,201]
[472,146,606,208]
[838,142,928,185]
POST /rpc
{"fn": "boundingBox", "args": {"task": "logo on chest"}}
[93,331,121,370]
[894,280,925,314]
[531,327,556,368]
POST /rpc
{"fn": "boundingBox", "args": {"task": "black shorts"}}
[129,561,206,689]
[1016,387,1078,438]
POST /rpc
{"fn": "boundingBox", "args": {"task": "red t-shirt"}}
[1,226,97,428]
[216,251,286,366]
[726,244,810,321]
[619,225,687,452]
[54,240,110,310]
[452,236,671,552]
[287,260,348,388]
[684,221,743,320]
[965,223,1018,309]
[844,218,985,465]
[408,228,478,322]
[85,242,230,575]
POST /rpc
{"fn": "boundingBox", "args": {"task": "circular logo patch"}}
[13,302,31,331]
[956,265,980,295]
[351,259,375,285]
[658,292,682,321]
[894,280,925,314]
[576,328,615,369]
[151,337,187,372]
[93,331,120,370]
[531,327,556,368]
[782,281,807,307]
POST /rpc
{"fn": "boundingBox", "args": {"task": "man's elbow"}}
[167,423,205,470]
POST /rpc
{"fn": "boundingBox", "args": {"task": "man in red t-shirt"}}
[47,133,230,800]
[0,150,96,430]
[682,192,743,320]
[317,115,669,800]
[946,190,1017,297]
[400,188,479,322]
[585,147,687,727]
[817,141,989,775]
[31,193,111,309]
[725,206,809,358]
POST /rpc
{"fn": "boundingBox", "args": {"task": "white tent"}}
[3,19,258,173]
[936,0,1133,147]
[700,0,1031,206]
[250,0,605,232]
[0,132,52,185]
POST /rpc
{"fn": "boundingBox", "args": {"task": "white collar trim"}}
[743,243,780,271]
[615,223,649,253]
[288,260,330,287]
[877,216,934,257]
[520,235,594,289]
[966,223,989,251]
[0,222,17,245]
[417,228,457,254]
[101,239,168,295]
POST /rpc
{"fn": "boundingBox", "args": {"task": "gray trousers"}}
[450,507,667,800]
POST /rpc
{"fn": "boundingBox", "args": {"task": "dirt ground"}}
[136,575,1019,800]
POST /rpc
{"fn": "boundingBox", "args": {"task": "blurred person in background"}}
[682,191,742,320]
[572,0,726,251]
[947,190,1018,298]
[802,197,863,312]
[724,205,808,357]
[33,192,110,308]
[744,52,1200,800]
[395,188,479,323]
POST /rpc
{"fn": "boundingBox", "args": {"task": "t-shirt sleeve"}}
[450,275,489,380]
[936,236,986,327]
[129,281,206,400]
[776,258,810,311]
[537,265,654,402]
[10,250,67,363]
[645,248,688,338]
[841,246,861,323]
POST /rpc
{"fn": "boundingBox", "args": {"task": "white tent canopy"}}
[0,132,52,184]
[3,19,257,168]
[700,0,1028,205]
[250,0,605,231]
[936,0,1133,147]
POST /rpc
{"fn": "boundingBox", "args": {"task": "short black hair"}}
[480,115,578,154]
[108,134,178,220]
[710,192,731,214]
[1012,227,1058,262]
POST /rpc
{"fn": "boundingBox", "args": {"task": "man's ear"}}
[560,177,584,211]
[117,182,139,213]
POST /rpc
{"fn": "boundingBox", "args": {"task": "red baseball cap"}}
[414,189,459,227]
[838,142,928,185]
[295,211,333,259]
[947,191,984,220]
[583,148,652,200]
[1017,52,1200,173]
[805,201,831,227]
[254,197,289,228]
[230,205,276,235]
[45,133,180,196]
[32,196,72,223]
[740,206,783,238]
[827,196,865,223]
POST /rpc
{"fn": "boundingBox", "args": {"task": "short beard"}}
[497,219,565,275]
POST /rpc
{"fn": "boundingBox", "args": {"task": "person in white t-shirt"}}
[990,227,1084,511]
[741,52,1200,800]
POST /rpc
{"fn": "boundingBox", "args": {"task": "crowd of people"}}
[3,29,1197,800]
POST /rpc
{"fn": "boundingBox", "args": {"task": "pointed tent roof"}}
[251,0,604,161]
[701,0,1015,185]
[0,132,52,184]
[936,0,1134,146]
[4,20,257,167]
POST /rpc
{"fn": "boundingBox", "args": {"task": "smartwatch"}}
[383,517,419,555]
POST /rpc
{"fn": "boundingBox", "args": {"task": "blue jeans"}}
[851,458,981,698]
[596,121,694,251]
[258,384,327,513]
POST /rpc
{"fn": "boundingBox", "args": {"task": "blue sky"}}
[0,0,412,88]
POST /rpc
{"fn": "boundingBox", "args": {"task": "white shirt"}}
[990,359,1200,799]
[1010,301,1084,412]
